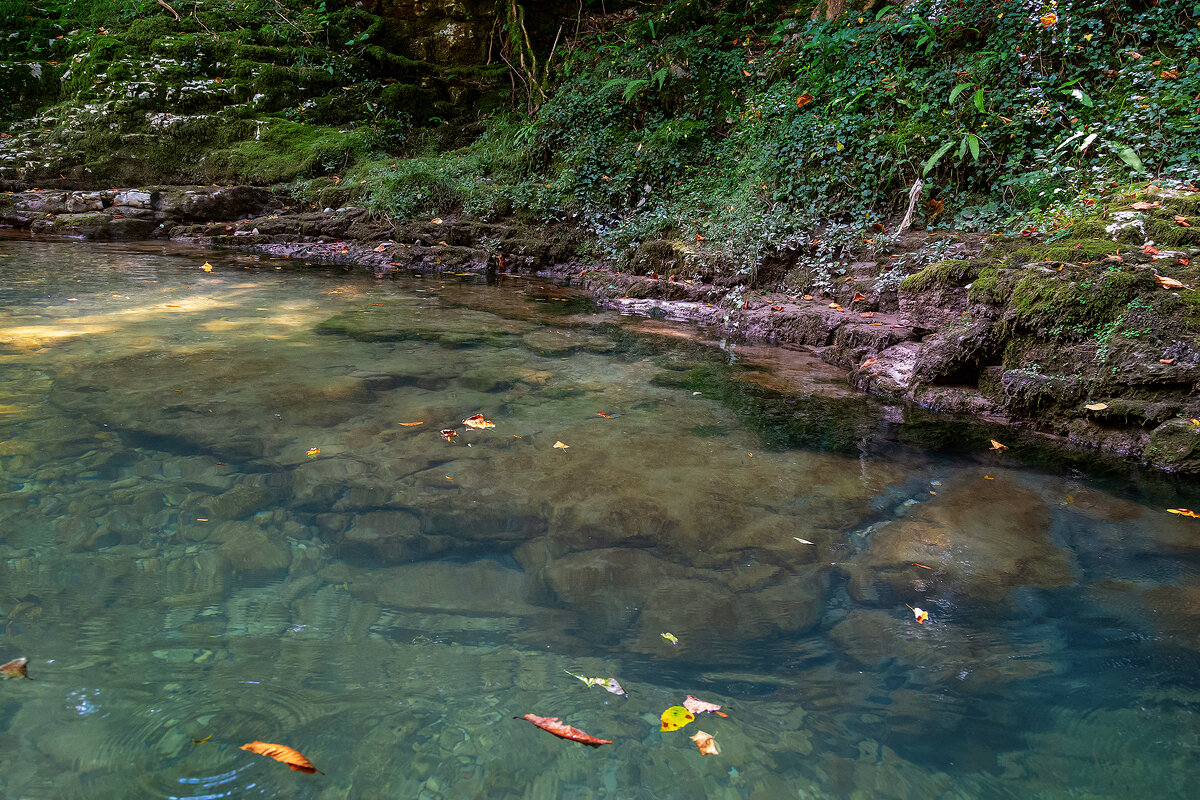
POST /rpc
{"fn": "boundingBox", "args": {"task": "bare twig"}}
[192,1,215,38]
[156,0,180,21]
[897,178,924,234]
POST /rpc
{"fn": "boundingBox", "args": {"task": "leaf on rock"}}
[518,714,612,746]
[463,414,495,429]
[690,730,721,755]
[1,657,29,679]
[1167,508,1200,518]
[802,294,814,300]
[1142,244,1160,256]
[553,440,570,449]
[1160,358,1175,365]
[1131,201,1160,210]
[660,632,679,645]
[1084,403,1108,411]
[660,705,695,732]
[1155,274,1186,289]
[684,695,729,717]
[240,741,323,774]
[431,217,443,224]
[989,439,1008,451]
[305,447,320,458]
[860,358,877,369]
[852,292,867,303]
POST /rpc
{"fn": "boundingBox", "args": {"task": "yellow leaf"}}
[911,606,929,624]
[690,730,721,755]
[1167,508,1200,518]
[240,741,322,774]
[553,441,569,449]
[305,447,320,458]
[192,734,213,745]
[398,421,423,426]
[835,141,844,152]
[201,262,213,272]
[660,632,679,645]
[1084,403,1108,411]
[989,439,1008,451]
[1039,13,1057,26]
[431,217,443,224]
[660,705,695,732]
[1155,274,1186,290]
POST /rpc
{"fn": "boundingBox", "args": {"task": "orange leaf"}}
[1167,508,1200,518]
[398,421,423,426]
[828,302,843,311]
[1142,244,1160,255]
[912,563,932,570]
[795,93,813,108]
[1160,69,1179,79]
[1180,257,1191,267]
[553,441,570,449]
[240,741,323,774]
[1160,358,1175,365]
[802,294,814,300]
[690,730,721,755]
[1176,215,1191,227]
[872,222,885,233]
[440,429,458,441]
[683,695,728,717]
[305,447,320,458]
[989,439,1008,451]
[1039,13,1057,26]
[860,311,875,318]
[912,607,929,624]
[1,657,29,679]
[463,414,495,429]
[1155,274,1186,289]
[372,244,388,252]
[860,358,877,369]
[852,292,867,303]
[596,412,612,418]
[517,714,612,746]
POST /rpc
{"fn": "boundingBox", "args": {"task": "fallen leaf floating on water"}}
[517,714,612,747]
[910,606,929,624]
[440,429,458,442]
[201,262,213,272]
[193,734,212,745]
[660,632,679,645]
[596,412,612,418]
[565,670,627,697]
[240,741,323,774]
[305,447,320,458]
[462,414,495,430]
[683,695,729,717]
[793,537,815,545]
[660,705,695,732]
[690,730,721,755]
[1,657,29,679]
[912,563,933,570]
[1084,403,1109,411]
[398,421,423,427]
[553,441,570,449]
[1167,508,1200,518]
[989,439,1008,451]
[1155,274,1186,290]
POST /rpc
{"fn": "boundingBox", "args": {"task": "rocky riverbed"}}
[3,182,1199,474]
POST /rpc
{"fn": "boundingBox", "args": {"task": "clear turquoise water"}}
[1,235,1199,799]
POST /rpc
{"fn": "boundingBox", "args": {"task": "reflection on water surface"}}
[1,236,1199,799]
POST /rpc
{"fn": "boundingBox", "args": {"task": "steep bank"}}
[3,182,1198,474]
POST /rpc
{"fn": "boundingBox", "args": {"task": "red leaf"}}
[517,714,612,747]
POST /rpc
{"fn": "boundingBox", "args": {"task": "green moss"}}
[899,259,974,292]
[202,121,375,184]
[1002,265,1155,339]
[1146,213,1200,247]
[968,266,1001,303]
[1009,239,1124,265]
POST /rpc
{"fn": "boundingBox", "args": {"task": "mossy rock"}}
[899,258,974,292]
[1146,213,1200,248]
[1143,418,1200,474]
[993,264,1155,339]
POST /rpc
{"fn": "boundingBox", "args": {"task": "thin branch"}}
[156,0,181,21]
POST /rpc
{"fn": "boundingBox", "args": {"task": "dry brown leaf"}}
[463,414,495,429]
[690,730,721,755]
[860,358,877,369]
[1143,244,1160,256]
[1084,403,1109,411]
[1131,201,1160,210]
[1160,69,1179,79]
[240,741,323,774]
[684,695,729,717]
[1,657,29,679]
[1155,274,1186,289]
[802,294,814,300]
[1160,358,1176,365]
[440,429,458,441]
[795,93,814,108]
[1176,215,1192,227]
[852,292,867,303]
